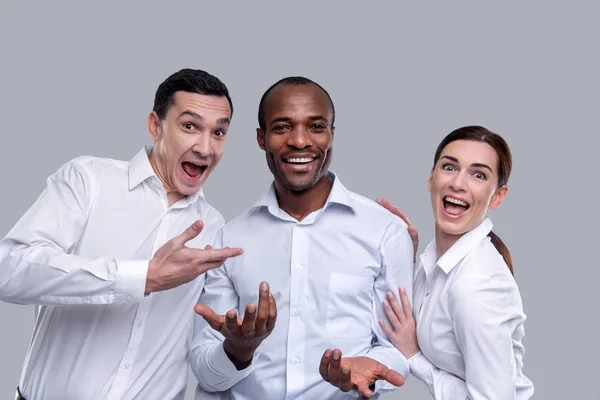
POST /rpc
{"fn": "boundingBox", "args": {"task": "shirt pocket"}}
[326,272,374,339]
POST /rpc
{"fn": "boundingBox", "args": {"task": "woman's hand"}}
[379,286,420,359]
[376,198,419,263]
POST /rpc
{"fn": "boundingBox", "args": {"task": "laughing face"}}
[257,83,334,192]
[147,91,231,204]
[429,139,508,241]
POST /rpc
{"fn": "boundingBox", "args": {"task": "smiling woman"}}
[378,126,534,399]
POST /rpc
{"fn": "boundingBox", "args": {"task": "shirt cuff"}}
[365,346,409,393]
[408,351,434,385]
[115,260,148,301]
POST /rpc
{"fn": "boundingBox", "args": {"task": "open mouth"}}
[443,196,470,216]
[182,161,207,178]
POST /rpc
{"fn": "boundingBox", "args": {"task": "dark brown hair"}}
[433,126,514,275]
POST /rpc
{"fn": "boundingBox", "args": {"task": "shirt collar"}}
[128,146,205,206]
[419,217,494,275]
[252,171,354,222]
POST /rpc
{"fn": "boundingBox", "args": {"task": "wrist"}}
[223,340,256,370]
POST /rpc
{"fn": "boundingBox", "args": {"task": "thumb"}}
[175,220,204,247]
[375,365,405,387]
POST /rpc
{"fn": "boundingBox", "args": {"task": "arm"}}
[449,275,520,399]
[190,229,275,392]
[0,160,147,305]
[365,221,415,392]
[320,221,415,398]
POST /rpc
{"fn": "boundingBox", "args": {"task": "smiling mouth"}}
[443,196,470,216]
[283,156,317,165]
[182,161,207,178]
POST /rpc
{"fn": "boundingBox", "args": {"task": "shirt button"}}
[292,356,299,364]
[295,264,302,270]
[292,308,299,316]
[123,363,130,370]
[83,298,90,304]
[137,320,143,327]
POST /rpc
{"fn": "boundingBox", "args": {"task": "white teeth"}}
[286,158,314,164]
[445,197,468,206]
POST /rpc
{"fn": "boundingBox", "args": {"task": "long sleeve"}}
[408,351,470,399]
[448,274,521,399]
[0,159,147,305]
[365,220,414,394]
[189,228,259,392]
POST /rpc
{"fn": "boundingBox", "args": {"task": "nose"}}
[449,171,468,192]
[286,126,311,150]
[192,132,212,156]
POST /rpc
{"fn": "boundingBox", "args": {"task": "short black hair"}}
[257,76,335,130]
[153,68,233,120]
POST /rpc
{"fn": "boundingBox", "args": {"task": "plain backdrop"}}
[1,2,598,399]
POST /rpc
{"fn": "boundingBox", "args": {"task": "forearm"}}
[0,239,147,305]
[189,324,259,391]
[408,352,470,399]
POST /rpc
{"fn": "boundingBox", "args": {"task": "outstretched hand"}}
[319,349,405,398]
[194,281,277,369]
[145,220,243,294]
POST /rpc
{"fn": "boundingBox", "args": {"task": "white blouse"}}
[408,218,534,399]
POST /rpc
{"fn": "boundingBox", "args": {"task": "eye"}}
[182,123,196,131]
[474,171,487,180]
[272,125,289,133]
[213,130,226,138]
[310,123,327,131]
[442,163,456,171]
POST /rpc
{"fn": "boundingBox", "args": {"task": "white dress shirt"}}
[189,172,414,400]
[408,218,534,399]
[0,147,224,400]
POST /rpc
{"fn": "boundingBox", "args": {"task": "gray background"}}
[0,1,597,399]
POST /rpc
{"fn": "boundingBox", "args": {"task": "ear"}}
[331,126,335,137]
[427,172,433,193]
[147,111,162,143]
[256,128,266,150]
[489,185,508,210]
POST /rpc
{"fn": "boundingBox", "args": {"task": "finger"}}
[398,286,414,318]
[266,292,277,332]
[374,364,405,387]
[174,220,204,247]
[356,380,374,398]
[339,365,353,392]
[225,310,240,335]
[241,303,257,336]
[254,282,270,335]
[327,349,343,386]
[380,198,411,224]
[382,298,402,331]
[378,318,395,337]
[319,349,333,382]
[200,247,244,262]
[386,290,406,325]
[204,244,212,250]
[193,304,224,331]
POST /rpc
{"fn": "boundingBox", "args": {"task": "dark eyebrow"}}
[308,116,328,123]
[178,111,230,125]
[440,155,492,172]
[269,117,292,125]
[269,116,329,125]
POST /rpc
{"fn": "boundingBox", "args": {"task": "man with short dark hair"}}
[0,68,243,400]
[190,76,414,399]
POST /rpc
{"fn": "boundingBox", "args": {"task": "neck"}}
[274,175,334,221]
[434,226,463,260]
[148,148,185,207]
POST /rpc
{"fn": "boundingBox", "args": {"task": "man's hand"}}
[145,220,243,294]
[194,281,277,370]
[319,349,405,398]
[376,198,419,263]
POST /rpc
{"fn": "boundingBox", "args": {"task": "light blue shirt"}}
[190,172,414,400]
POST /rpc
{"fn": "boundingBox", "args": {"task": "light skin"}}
[378,139,509,359]
[144,91,243,294]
